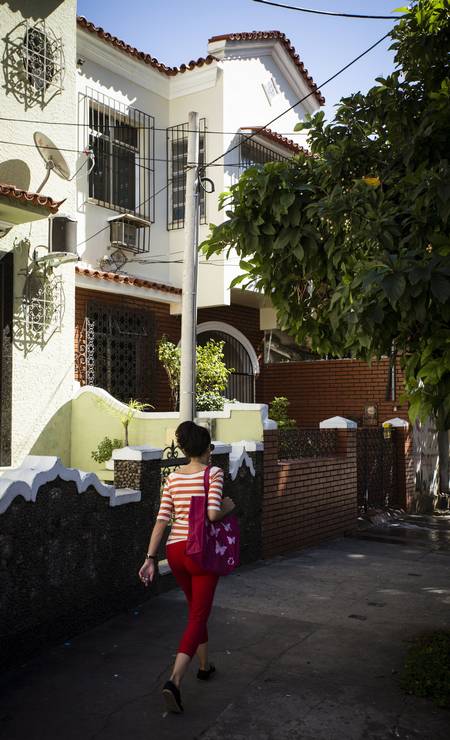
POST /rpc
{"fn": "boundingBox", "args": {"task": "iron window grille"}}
[167,119,207,230]
[238,136,289,173]
[80,301,156,406]
[85,90,155,235]
[3,19,64,107]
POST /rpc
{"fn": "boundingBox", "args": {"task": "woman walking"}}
[138,421,236,713]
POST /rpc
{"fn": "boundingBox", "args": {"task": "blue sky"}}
[77,0,403,124]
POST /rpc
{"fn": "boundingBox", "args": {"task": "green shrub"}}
[400,631,450,708]
[157,336,234,411]
[91,437,123,465]
[269,396,296,429]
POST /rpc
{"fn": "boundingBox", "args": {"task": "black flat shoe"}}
[162,680,183,713]
[197,663,216,681]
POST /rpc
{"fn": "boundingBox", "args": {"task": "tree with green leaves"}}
[202,0,450,491]
[157,337,234,411]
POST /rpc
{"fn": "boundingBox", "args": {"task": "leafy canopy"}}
[202,0,450,428]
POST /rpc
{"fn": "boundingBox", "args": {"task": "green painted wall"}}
[70,390,265,474]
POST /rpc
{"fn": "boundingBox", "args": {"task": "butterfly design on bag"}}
[223,522,232,532]
[209,524,220,537]
[215,541,227,556]
[227,536,236,545]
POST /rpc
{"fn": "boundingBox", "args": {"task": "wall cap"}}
[320,416,357,429]
[382,417,409,428]
[112,445,163,461]
[0,456,116,514]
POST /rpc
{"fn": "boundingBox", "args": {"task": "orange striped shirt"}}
[157,466,224,545]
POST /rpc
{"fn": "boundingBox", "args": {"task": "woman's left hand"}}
[138,559,156,586]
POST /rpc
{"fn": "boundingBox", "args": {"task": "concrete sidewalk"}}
[1,537,450,740]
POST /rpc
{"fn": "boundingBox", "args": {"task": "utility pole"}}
[179,111,200,422]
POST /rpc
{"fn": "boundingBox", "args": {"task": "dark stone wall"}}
[0,470,173,670]
[0,452,263,670]
[224,452,263,565]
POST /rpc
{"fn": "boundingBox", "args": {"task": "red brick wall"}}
[262,429,357,558]
[260,359,408,427]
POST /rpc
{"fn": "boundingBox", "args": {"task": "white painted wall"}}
[0,0,78,466]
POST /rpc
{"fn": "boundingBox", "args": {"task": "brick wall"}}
[260,358,408,427]
[262,428,357,558]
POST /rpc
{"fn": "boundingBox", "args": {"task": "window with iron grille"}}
[80,302,156,406]
[85,90,155,224]
[167,119,206,230]
[239,136,289,173]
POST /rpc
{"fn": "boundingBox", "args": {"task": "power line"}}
[252,0,402,20]
[0,140,259,167]
[0,116,307,136]
[202,31,390,170]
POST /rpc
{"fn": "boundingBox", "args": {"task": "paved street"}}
[1,535,450,740]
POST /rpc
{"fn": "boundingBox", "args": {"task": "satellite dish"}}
[34,131,71,192]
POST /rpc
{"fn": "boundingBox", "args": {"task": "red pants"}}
[166,540,219,658]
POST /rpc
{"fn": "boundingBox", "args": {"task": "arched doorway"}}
[196,322,259,403]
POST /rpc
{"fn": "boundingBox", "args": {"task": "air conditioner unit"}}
[110,219,137,249]
[108,213,151,253]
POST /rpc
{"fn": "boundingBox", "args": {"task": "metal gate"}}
[197,329,255,403]
[357,428,394,510]
[0,252,13,466]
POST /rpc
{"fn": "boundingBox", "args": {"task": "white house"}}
[0,1,323,466]
[73,19,323,412]
[0,0,78,467]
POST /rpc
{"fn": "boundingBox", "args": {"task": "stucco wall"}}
[0,0,78,466]
[69,387,267,474]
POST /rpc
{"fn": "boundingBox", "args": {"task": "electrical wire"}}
[252,0,403,20]
[0,116,307,136]
[0,141,262,167]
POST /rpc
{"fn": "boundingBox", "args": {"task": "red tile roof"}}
[209,31,324,105]
[0,183,64,213]
[240,127,309,155]
[77,17,217,76]
[76,265,182,296]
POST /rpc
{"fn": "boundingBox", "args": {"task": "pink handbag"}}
[185,466,240,576]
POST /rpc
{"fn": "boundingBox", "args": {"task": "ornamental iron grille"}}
[197,329,256,403]
[15,268,64,353]
[3,19,64,108]
[278,428,338,460]
[160,441,187,491]
[166,119,207,229]
[356,428,394,510]
[79,302,155,405]
[239,135,290,173]
[84,89,155,239]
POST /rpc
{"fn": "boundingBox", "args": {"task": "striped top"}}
[157,466,224,545]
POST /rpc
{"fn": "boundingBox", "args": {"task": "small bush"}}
[400,631,450,708]
[91,437,123,465]
[269,396,296,429]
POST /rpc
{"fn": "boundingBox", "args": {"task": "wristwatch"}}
[145,553,157,562]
